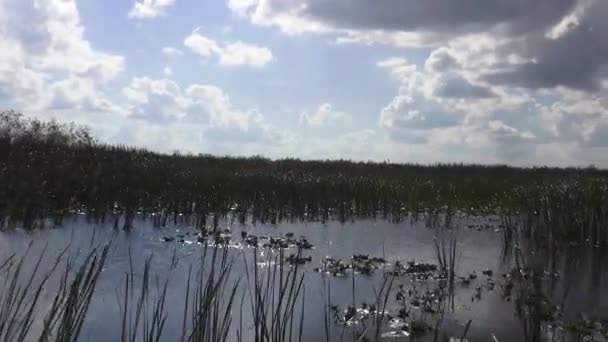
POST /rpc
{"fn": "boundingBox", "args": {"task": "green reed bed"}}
[3,111,608,249]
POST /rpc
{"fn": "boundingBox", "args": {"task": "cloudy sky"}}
[1,0,607,166]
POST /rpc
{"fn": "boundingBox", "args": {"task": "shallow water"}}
[0,215,607,341]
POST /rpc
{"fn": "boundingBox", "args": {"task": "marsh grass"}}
[39,243,110,342]
[3,110,608,252]
[431,211,458,292]
[0,243,62,342]
[0,241,109,342]
[506,179,608,249]
[187,244,239,342]
[243,247,306,342]
[118,252,169,342]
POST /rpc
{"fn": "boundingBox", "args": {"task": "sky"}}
[1,0,608,167]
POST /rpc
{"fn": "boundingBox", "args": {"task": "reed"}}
[0,241,109,342]
[118,252,169,342]
[3,110,607,251]
[431,211,458,291]
[242,247,305,342]
[187,244,239,342]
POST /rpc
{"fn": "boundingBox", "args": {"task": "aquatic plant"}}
[3,111,608,253]
[118,251,169,342]
[186,244,240,342]
[0,241,109,342]
[242,247,306,342]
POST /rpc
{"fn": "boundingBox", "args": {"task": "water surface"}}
[1,215,606,341]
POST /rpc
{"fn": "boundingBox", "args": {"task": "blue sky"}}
[1,0,608,166]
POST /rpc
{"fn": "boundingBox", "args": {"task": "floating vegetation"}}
[396,284,447,315]
[315,255,386,276]
[285,254,312,265]
[388,260,439,281]
[315,257,351,277]
[331,303,388,327]
[351,254,386,275]
[239,232,315,250]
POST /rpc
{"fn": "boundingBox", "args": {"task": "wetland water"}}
[1,214,607,341]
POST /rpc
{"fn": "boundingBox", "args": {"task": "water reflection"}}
[0,215,606,341]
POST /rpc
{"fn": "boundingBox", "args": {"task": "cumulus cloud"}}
[486,120,535,142]
[433,74,496,99]
[229,0,608,93]
[0,0,124,113]
[45,77,126,114]
[376,50,555,161]
[377,56,497,130]
[424,47,460,73]
[227,0,577,44]
[538,94,608,147]
[0,0,295,159]
[128,0,176,19]
[184,28,273,68]
[121,77,294,146]
[299,103,346,126]
[2,0,607,166]
[376,43,608,163]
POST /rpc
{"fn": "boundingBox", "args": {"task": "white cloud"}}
[2,0,607,167]
[334,30,432,48]
[121,77,294,146]
[43,76,126,114]
[225,0,436,46]
[377,57,408,69]
[221,0,608,165]
[377,55,498,131]
[539,95,608,147]
[128,0,176,19]
[162,46,183,56]
[487,120,535,142]
[375,37,608,165]
[226,0,258,18]
[228,0,335,36]
[218,41,274,67]
[0,0,124,113]
[184,30,220,57]
[184,28,273,68]
[376,49,549,160]
[299,103,346,126]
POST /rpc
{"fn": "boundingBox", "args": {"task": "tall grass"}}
[0,241,110,342]
[431,211,458,291]
[118,253,169,342]
[39,243,110,342]
[0,243,62,342]
[243,247,306,342]
[186,244,239,342]
[3,110,608,250]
